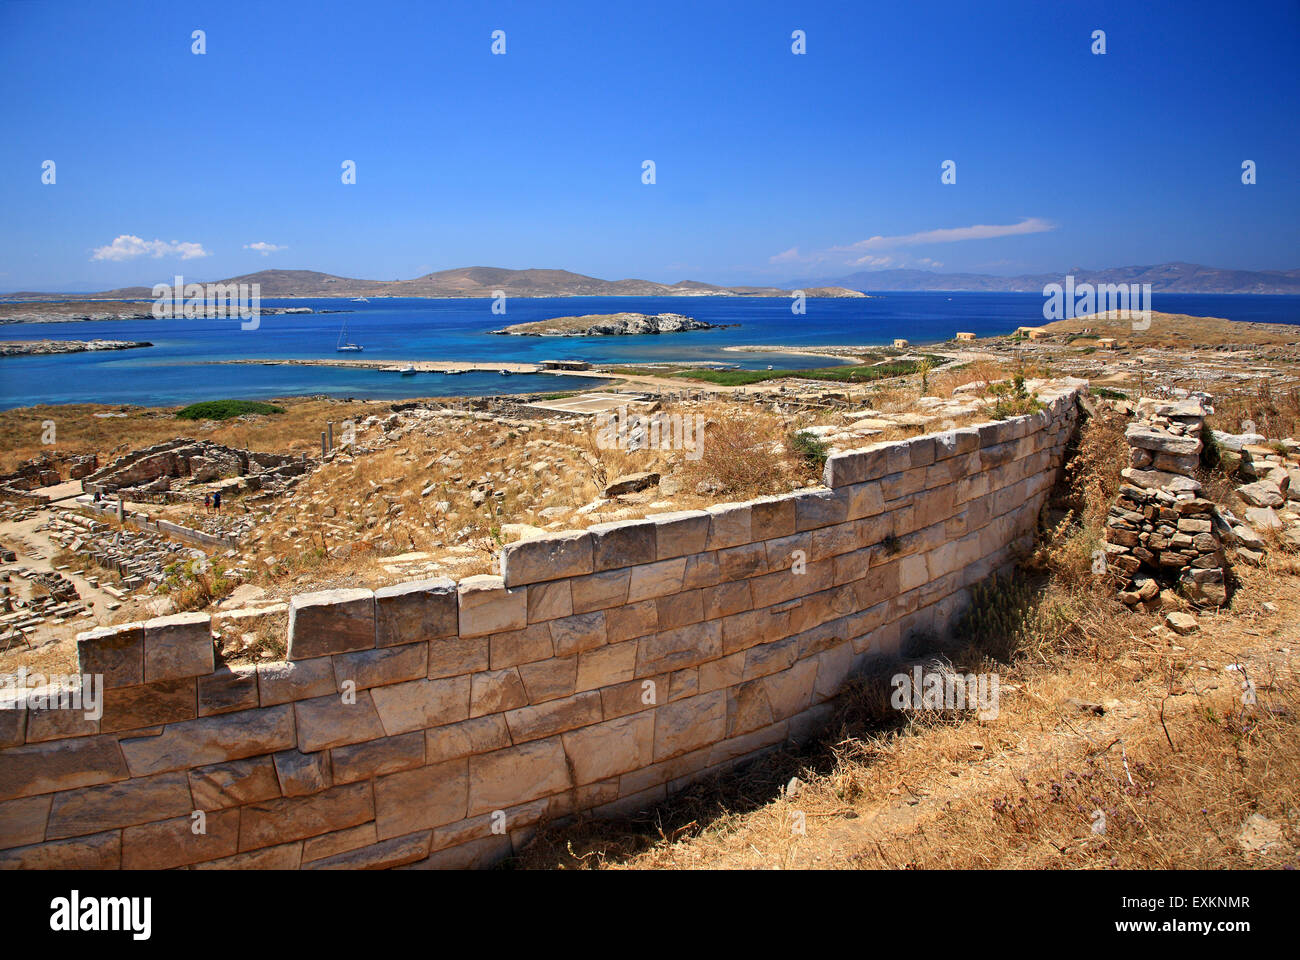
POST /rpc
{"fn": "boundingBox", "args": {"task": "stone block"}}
[467,738,572,817]
[287,588,375,660]
[188,756,280,810]
[653,690,726,761]
[237,782,374,852]
[45,770,193,840]
[425,715,512,765]
[143,611,214,682]
[101,678,197,733]
[374,758,469,839]
[198,664,259,717]
[294,690,387,752]
[257,657,336,705]
[457,575,527,638]
[0,735,129,802]
[333,643,427,691]
[119,705,295,777]
[587,520,658,572]
[488,622,554,669]
[501,530,593,586]
[331,731,425,784]
[562,713,655,785]
[76,623,143,689]
[650,510,712,559]
[370,675,471,735]
[374,578,457,646]
[504,691,602,743]
[274,748,332,797]
[470,668,528,716]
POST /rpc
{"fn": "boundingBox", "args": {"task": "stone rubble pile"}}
[0,567,88,645]
[38,512,196,591]
[1105,397,1230,607]
[1210,431,1300,557]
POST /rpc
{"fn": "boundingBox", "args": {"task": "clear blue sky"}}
[1,0,1297,290]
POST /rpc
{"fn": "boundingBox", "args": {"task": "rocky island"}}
[0,338,153,357]
[490,311,725,337]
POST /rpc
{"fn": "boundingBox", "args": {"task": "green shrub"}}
[176,400,286,421]
[788,429,830,472]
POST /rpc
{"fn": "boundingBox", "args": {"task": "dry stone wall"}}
[0,384,1082,870]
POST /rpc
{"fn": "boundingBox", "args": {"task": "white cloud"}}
[834,218,1053,255]
[773,218,1054,271]
[91,235,210,261]
[244,241,286,256]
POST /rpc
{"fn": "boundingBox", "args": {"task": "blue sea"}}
[1,293,1297,410]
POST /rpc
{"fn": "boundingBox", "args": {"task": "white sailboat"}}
[336,318,363,352]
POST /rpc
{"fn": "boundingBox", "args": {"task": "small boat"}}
[499,368,512,376]
[336,319,363,352]
[445,368,463,375]
[352,296,369,303]
[399,365,416,376]
[766,365,774,370]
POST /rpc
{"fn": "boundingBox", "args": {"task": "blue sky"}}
[1,0,1297,290]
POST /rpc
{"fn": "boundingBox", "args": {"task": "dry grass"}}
[0,398,385,475]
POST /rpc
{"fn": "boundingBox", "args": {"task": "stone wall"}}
[0,384,1081,870]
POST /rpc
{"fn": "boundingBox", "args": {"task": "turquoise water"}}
[1,293,1296,409]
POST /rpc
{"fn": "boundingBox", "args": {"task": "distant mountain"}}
[792,262,1300,295]
[5,267,801,301]
[10,261,1298,301]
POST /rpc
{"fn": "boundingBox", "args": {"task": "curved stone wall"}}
[0,384,1081,869]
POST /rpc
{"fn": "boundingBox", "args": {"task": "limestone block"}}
[570,568,632,613]
[373,759,469,839]
[101,678,197,733]
[562,713,654,785]
[504,691,602,743]
[526,579,573,623]
[118,706,295,777]
[548,610,608,657]
[45,770,193,840]
[457,575,527,638]
[467,738,572,817]
[257,657,336,705]
[501,530,593,587]
[76,623,144,689]
[604,599,659,643]
[575,642,639,691]
[0,830,121,870]
[331,731,425,784]
[143,611,214,682]
[428,634,490,678]
[518,657,579,704]
[374,579,457,646]
[188,756,280,810]
[627,557,687,602]
[794,489,849,531]
[121,809,241,869]
[750,497,797,539]
[425,715,511,766]
[636,621,722,676]
[294,690,387,752]
[333,643,427,691]
[587,520,657,572]
[198,664,259,717]
[488,622,554,669]
[287,589,375,660]
[470,668,528,716]
[653,690,726,761]
[649,510,711,560]
[370,676,471,735]
[237,782,374,852]
[706,502,753,549]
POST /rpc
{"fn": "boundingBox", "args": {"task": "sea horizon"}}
[3,291,1298,410]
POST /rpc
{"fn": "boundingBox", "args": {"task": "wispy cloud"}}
[244,241,286,256]
[771,218,1053,270]
[91,235,209,261]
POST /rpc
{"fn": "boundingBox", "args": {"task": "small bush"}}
[787,429,830,473]
[177,400,286,421]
